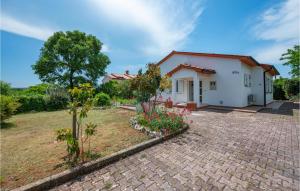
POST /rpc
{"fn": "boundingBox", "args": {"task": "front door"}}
[199,80,202,104]
[188,81,194,101]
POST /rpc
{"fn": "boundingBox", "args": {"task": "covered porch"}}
[167,64,216,109]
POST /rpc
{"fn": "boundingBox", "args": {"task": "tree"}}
[33,30,110,139]
[130,64,162,112]
[56,83,97,163]
[0,81,11,95]
[280,45,300,78]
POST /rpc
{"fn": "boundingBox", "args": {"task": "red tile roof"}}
[167,64,216,77]
[157,51,280,76]
[109,73,136,80]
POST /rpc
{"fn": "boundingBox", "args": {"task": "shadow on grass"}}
[0,122,16,129]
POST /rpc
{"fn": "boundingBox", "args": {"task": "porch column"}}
[193,75,200,107]
[171,78,176,103]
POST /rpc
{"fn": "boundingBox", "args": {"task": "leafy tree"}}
[0,81,11,95]
[33,30,110,139]
[131,64,161,112]
[280,45,300,78]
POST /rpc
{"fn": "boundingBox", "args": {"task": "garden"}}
[0,31,190,190]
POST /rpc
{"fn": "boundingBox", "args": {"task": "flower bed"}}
[130,106,191,138]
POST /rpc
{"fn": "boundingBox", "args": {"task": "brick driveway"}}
[53,103,299,191]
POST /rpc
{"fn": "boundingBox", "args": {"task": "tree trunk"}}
[72,111,77,139]
[69,74,78,140]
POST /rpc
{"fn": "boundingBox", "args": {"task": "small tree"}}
[33,30,110,140]
[56,83,97,163]
[131,64,161,112]
[280,45,300,78]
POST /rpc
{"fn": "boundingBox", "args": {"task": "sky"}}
[1,0,299,87]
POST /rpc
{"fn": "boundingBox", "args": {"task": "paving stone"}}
[52,103,300,191]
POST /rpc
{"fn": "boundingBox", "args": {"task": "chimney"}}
[125,70,129,75]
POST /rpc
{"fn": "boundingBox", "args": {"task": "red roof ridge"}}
[157,50,279,76]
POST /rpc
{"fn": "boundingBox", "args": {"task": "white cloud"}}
[253,42,294,64]
[88,0,203,56]
[0,14,55,41]
[101,44,109,52]
[252,0,300,64]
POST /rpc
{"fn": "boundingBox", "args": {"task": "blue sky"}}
[1,0,299,87]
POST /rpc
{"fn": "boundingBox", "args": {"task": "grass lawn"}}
[0,108,149,190]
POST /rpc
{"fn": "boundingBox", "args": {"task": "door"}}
[188,81,194,101]
[199,81,202,104]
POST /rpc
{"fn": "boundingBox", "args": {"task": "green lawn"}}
[0,108,149,190]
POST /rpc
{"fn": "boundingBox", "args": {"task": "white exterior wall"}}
[159,54,246,107]
[159,54,272,107]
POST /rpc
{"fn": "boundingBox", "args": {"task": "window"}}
[265,77,273,93]
[210,81,216,90]
[176,80,184,93]
[244,74,251,87]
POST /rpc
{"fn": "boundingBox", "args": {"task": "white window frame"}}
[210,81,217,90]
[244,74,251,87]
[176,80,184,93]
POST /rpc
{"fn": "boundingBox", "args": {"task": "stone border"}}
[13,126,188,191]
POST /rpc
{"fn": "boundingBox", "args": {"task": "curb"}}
[12,126,188,191]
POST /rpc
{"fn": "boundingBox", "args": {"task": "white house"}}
[158,51,279,108]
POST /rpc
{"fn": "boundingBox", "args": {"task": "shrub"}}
[118,80,134,99]
[113,98,137,105]
[0,81,11,95]
[94,93,111,106]
[284,78,300,98]
[135,107,190,134]
[97,81,119,98]
[0,95,20,123]
[16,95,46,113]
[44,85,69,111]
[24,84,49,95]
[273,83,287,100]
[44,94,68,111]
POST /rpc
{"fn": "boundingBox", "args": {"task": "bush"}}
[113,98,137,105]
[44,85,69,111]
[16,95,46,113]
[273,83,287,100]
[24,84,49,95]
[0,95,20,123]
[284,78,300,98]
[136,108,189,133]
[97,81,119,98]
[0,81,11,95]
[94,93,111,106]
[44,94,69,111]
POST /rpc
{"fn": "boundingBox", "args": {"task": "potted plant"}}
[165,97,173,108]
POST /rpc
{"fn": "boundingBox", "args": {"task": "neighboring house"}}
[158,51,279,108]
[102,70,136,84]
